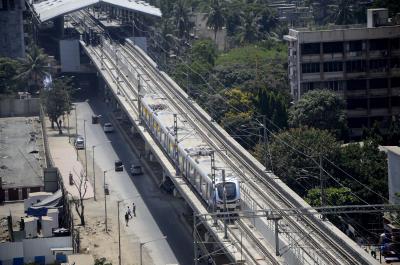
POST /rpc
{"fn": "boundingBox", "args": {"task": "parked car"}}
[75,136,85,149]
[130,164,143,176]
[103,122,114,133]
[115,160,123,172]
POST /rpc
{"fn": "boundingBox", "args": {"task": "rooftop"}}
[32,0,161,22]
[0,117,45,189]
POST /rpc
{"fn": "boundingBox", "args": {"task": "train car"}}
[141,94,241,210]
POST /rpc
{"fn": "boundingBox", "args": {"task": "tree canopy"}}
[0,57,23,94]
[289,89,347,138]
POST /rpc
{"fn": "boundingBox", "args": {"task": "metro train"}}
[141,94,241,210]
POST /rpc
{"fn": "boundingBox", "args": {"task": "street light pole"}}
[92,145,96,201]
[84,119,88,180]
[140,236,167,265]
[104,170,108,232]
[117,200,122,265]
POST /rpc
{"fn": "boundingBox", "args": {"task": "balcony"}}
[323,53,343,61]
[369,88,389,96]
[392,87,400,96]
[324,71,344,79]
[369,50,388,59]
[301,54,320,61]
[346,72,367,79]
[346,90,367,97]
[346,51,364,58]
[370,108,389,116]
[301,73,321,81]
[347,109,368,117]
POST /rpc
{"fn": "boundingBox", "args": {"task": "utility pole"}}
[138,74,142,120]
[320,155,326,208]
[103,170,108,232]
[92,145,96,201]
[117,200,122,265]
[173,114,179,175]
[210,151,217,225]
[222,169,228,239]
[193,213,198,265]
[263,115,273,172]
[84,119,87,180]
[267,215,282,256]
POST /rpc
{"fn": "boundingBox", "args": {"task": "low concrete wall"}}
[0,98,40,117]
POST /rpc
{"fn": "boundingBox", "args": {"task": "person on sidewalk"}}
[127,206,132,218]
[125,212,129,226]
[132,202,136,217]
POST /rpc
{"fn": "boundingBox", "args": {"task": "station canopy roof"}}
[33,0,161,22]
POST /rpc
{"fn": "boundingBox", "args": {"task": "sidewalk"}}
[46,118,94,200]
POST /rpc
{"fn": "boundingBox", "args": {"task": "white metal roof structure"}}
[33,0,161,22]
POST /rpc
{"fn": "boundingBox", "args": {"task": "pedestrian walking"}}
[132,202,136,217]
[125,212,129,226]
[127,206,132,218]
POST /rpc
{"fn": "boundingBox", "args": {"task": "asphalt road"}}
[75,97,193,265]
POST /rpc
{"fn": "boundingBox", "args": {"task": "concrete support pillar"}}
[4,189,9,201]
[18,189,23,200]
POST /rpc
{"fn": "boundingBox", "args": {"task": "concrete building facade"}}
[0,0,25,58]
[284,9,400,136]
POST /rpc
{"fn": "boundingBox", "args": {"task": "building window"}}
[346,60,366,73]
[391,58,400,69]
[349,41,363,52]
[323,61,343,72]
[370,78,388,89]
[347,98,368,109]
[370,97,388,109]
[301,43,320,55]
[369,39,388,51]
[0,0,7,10]
[392,96,400,107]
[369,59,388,72]
[392,77,400,88]
[301,63,320,73]
[9,0,14,9]
[322,80,344,91]
[323,42,343,54]
[391,38,400,50]
[347,79,367,91]
[348,117,368,128]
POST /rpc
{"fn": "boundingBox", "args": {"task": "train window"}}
[189,164,195,180]
[202,179,207,196]
[195,171,200,189]
[217,182,237,200]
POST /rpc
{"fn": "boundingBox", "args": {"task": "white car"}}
[103,122,114,133]
[75,136,85,149]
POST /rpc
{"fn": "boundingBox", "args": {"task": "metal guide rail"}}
[69,11,281,265]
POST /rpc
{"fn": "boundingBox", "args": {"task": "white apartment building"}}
[284,9,400,136]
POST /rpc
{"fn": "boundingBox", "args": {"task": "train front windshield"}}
[217,182,237,200]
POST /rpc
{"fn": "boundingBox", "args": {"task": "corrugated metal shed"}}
[33,0,161,22]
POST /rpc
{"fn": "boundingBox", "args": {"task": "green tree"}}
[257,127,340,196]
[334,0,355,25]
[17,45,52,94]
[306,187,358,207]
[173,0,194,40]
[191,39,218,66]
[205,0,226,41]
[0,57,22,94]
[43,78,72,134]
[372,0,400,16]
[337,138,388,204]
[288,89,347,138]
[237,11,260,44]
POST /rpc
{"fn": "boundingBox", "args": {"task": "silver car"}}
[75,136,85,149]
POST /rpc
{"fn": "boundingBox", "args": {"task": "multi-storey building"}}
[0,0,25,58]
[284,9,400,136]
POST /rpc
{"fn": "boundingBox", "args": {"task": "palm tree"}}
[334,0,355,25]
[17,45,52,94]
[237,11,260,44]
[205,0,226,41]
[173,0,193,41]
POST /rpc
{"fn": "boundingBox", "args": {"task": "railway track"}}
[70,10,375,265]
